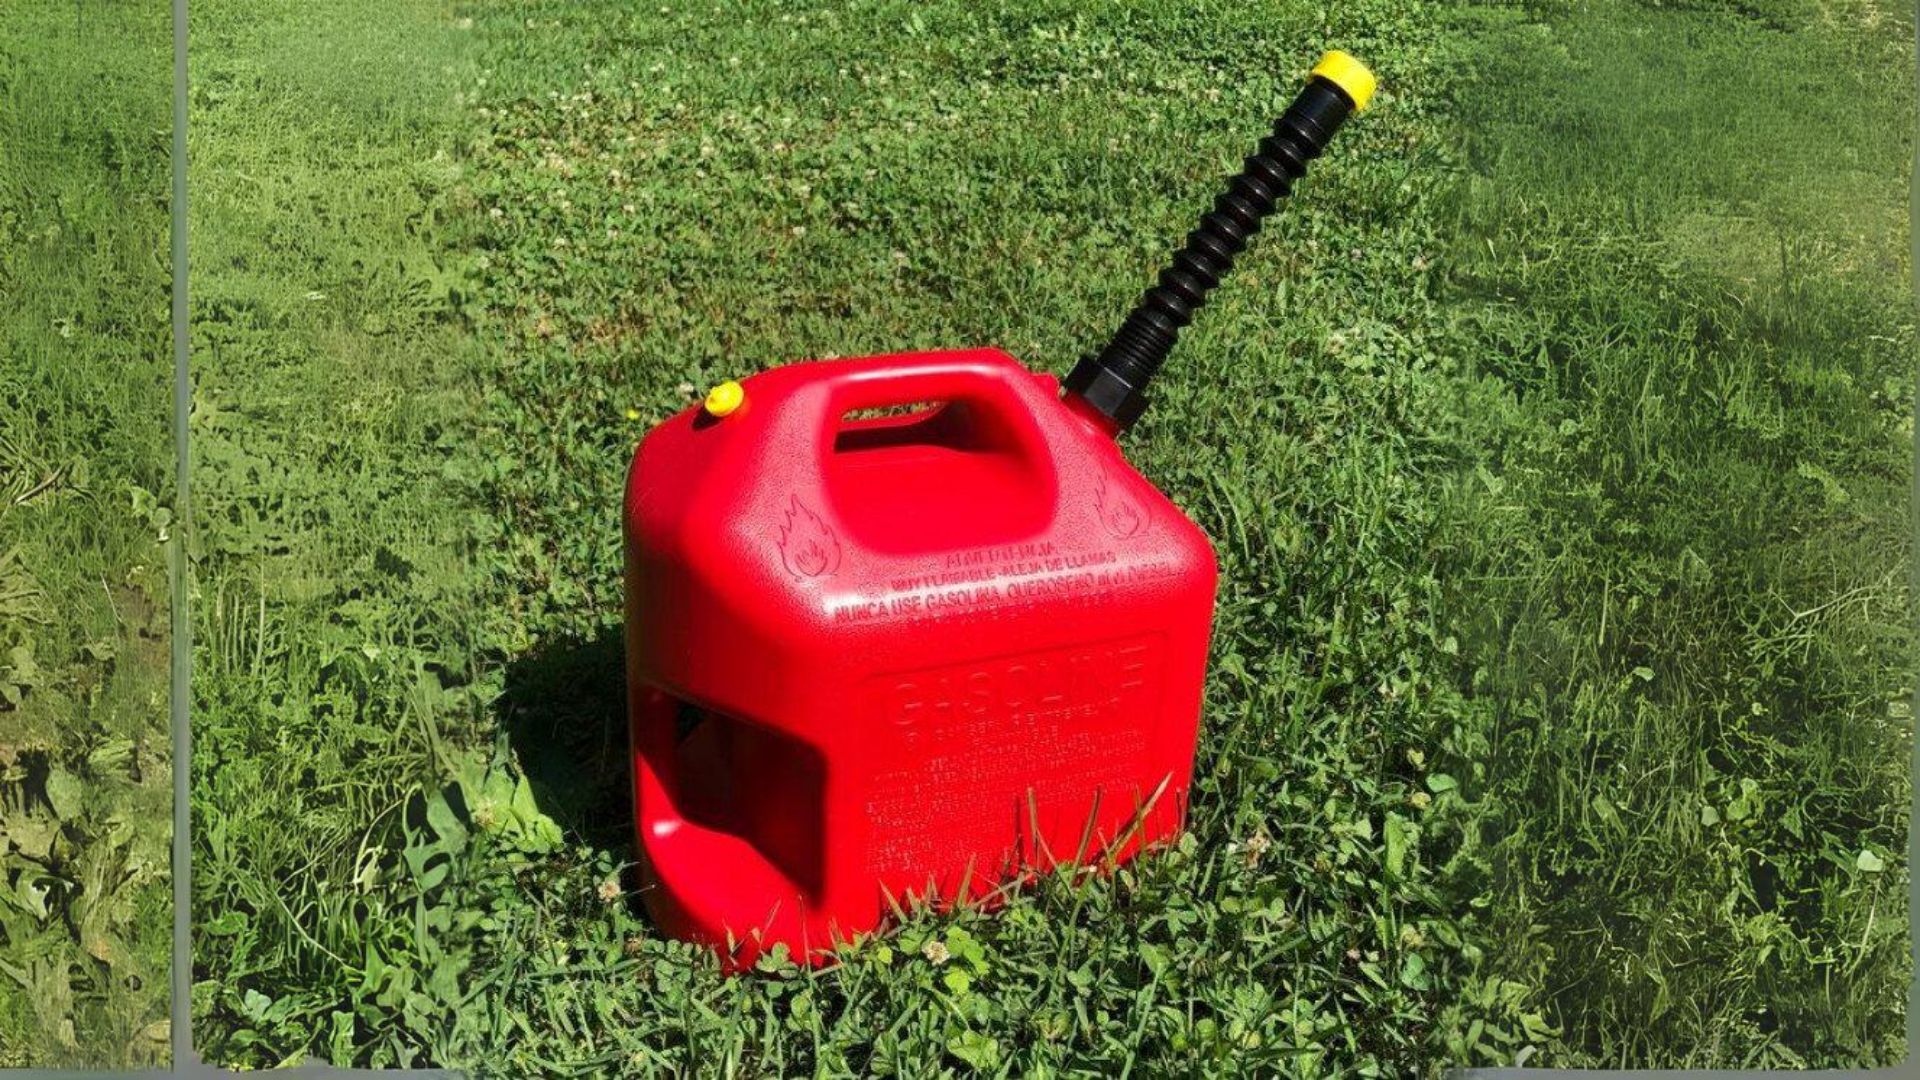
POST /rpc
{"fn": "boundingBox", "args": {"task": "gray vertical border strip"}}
[168,0,192,1066]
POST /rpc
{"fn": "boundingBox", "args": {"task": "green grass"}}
[188,0,1911,1072]
[1450,2,1914,1064]
[185,0,487,1066]
[0,0,175,1067]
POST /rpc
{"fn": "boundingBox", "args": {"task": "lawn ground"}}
[0,1,175,1066]
[1454,3,1914,1062]
[190,0,1913,1072]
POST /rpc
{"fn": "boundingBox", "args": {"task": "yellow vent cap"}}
[704,379,745,417]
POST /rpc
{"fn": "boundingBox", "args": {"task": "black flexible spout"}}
[1064,54,1373,431]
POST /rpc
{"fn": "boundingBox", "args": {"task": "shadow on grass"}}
[497,626,634,854]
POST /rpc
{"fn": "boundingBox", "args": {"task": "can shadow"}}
[497,625,634,855]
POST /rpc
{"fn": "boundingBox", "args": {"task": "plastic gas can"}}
[624,52,1374,965]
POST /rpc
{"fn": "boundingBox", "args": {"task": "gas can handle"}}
[822,354,1053,458]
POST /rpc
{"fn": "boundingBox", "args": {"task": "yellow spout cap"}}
[1310,50,1376,111]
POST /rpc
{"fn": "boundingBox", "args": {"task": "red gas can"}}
[625,349,1215,963]
[624,52,1372,965]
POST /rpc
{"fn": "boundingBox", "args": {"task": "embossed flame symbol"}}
[1096,470,1148,540]
[777,495,841,578]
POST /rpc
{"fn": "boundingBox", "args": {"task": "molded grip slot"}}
[832,399,1011,456]
[632,687,826,926]
[819,362,1057,553]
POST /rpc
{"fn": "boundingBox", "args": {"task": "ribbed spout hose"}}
[1063,50,1375,431]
